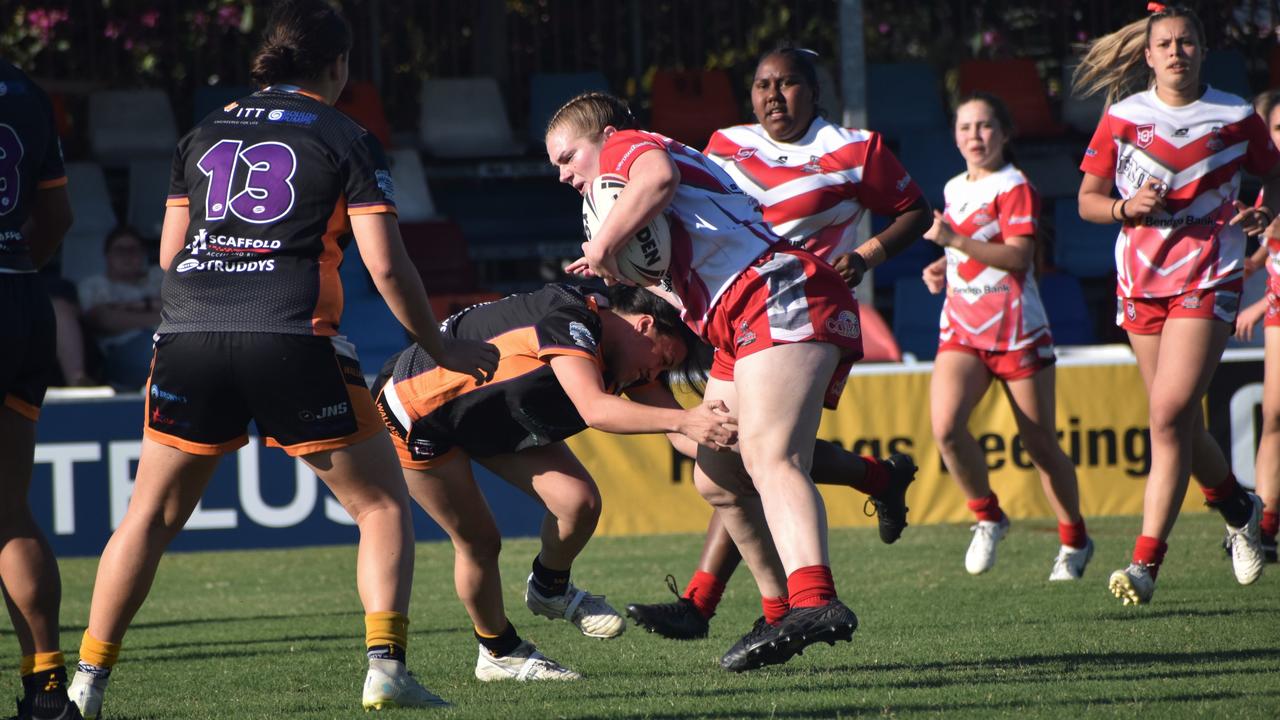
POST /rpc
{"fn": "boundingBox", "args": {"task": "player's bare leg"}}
[1253,325,1280,560]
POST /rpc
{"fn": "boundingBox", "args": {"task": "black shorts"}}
[145,332,383,456]
[0,274,58,420]
[372,357,461,470]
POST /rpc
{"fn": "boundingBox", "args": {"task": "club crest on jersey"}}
[733,148,757,162]
[803,156,823,173]
[568,321,597,351]
[1136,124,1156,148]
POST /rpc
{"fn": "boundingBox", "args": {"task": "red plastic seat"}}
[858,304,902,363]
[398,220,478,295]
[957,59,1065,139]
[650,70,742,149]
[336,81,392,148]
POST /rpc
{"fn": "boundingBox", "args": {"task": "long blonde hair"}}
[1071,5,1205,106]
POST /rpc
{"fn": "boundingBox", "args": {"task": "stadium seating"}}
[528,72,610,146]
[336,80,393,148]
[341,294,409,372]
[957,59,1064,138]
[60,162,118,282]
[419,77,523,158]
[1061,60,1107,136]
[892,128,959,209]
[387,149,439,222]
[866,63,948,140]
[1052,198,1117,278]
[338,238,376,299]
[1017,151,1082,200]
[1202,48,1251,99]
[1037,271,1096,345]
[88,89,178,166]
[891,277,945,361]
[650,69,742,150]
[858,304,902,362]
[400,220,478,294]
[872,236,944,290]
[126,159,171,239]
[191,84,252,125]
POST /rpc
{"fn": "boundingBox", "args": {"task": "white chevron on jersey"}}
[938,164,1050,352]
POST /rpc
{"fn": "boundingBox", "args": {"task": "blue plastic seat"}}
[873,237,943,290]
[341,296,407,373]
[528,72,610,146]
[1037,272,1096,346]
[892,129,959,211]
[1203,49,1252,100]
[891,277,945,360]
[867,63,947,141]
[1053,198,1117,278]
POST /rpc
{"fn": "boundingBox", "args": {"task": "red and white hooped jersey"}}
[598,129,780,337]
[703,118,921,263]
[1253,189,1280,285]
[1081,87,1280,299]
[938,164,1049,351]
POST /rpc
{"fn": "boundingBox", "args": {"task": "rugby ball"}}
[582,173,672,286]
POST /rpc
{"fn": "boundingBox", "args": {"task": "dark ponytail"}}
[606,285,711,395]
[250,0,352,87]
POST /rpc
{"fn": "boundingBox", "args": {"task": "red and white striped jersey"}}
[599,129,780,336]
[938,164,1049,351]
[1081,87,1280,298]
[1255,190,1280,284]
[703,118,921,262]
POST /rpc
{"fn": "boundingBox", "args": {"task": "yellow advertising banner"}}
[567,353,1214,536]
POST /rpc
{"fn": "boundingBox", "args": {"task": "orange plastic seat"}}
[336,81,392,148]
[650,69,742,149]
[957,59,1064,139]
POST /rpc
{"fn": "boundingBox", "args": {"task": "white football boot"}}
[1226,494,1266,585]
[362,658,449,710]
[965,516,1010,575]
[67,669,108,720]
[1108,563,1156,605]
[1049,538,1094,581]
[475,640,582,681]
[525,574,625,638]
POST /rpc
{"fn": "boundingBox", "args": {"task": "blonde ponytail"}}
[1071,5,1205,107]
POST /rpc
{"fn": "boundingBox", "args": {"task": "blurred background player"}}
[1231,88,1280,564]
[920,92,1092,580]
[625,45,928,640]
[1074,3,1280,605]
[550,92,863,672]
[66,2,498,715]
[0,59,78,720]
[77,226,162,391]
[373,283,735,681]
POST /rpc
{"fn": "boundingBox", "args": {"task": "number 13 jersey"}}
[162,86,396,336]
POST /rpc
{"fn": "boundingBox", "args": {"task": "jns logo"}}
[298,402,349,422]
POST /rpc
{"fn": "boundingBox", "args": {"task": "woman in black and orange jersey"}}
[0,59,77,719]
[1074,3,1280,604]
[68,2,497,716]
[373,283,734,682]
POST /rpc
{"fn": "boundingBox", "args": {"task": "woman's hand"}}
[922,210,959,249]
[830,251,869,287]
[922,257,947,295]
[1230,200,1275,238]
[431,337,500,385]
[1120,178,1167,222]
[566,241,627,285]
[677,399,738,449]
[1235,300,1269,343]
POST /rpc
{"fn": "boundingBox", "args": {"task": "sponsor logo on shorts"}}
[825,310,861,339]
[149,406,188,429]
[376,401,403,440]
[298,402,350,422]
[1125,299,1137,322]
[1135,124,1156,148]
[568,321,597,351]
[736,320,757,348]
[150,385,188,403]
[1181,294,1201,310]
[409,437,446,461]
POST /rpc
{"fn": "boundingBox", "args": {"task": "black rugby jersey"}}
[161,86,396,335]
[378,284,613,458]
[0,62,66,272]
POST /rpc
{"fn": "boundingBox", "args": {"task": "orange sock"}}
[79,631,120,670]
[19,655,34,677]
[365,611,409,663]
[30,651,64,675]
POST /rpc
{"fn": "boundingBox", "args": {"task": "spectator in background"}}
[77,226,162,390]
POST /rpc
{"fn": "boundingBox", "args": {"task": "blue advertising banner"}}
[31,396,546,557]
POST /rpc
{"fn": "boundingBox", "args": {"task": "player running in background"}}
[373,283,734,681]
[920,92,1092,580]
[1073,2,1280,604]
[625,45,928,641]
[67,2,497,715]
[0,60,79,720]
[549,92,866,672]
[1231,88,1280,563]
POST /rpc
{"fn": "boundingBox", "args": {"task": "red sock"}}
[1262,509,1279,538]
[1133,535,1168,579]
[966,493,1004,523]
[1058,520,1088,549]
[849,456,890,496]
[761,595,789,625]
[786,565,837,609]
[1200,473,1242,505]
[682,571,726,620]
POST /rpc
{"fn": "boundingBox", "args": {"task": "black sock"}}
[366,643,406,663]
[1213,488,1255,528]
[530,554,571,597]
[22,667,69,718]
[475,620,522,658]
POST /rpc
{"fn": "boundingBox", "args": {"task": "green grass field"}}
[5,512,1278,719]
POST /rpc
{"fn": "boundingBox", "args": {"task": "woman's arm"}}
[158,206,190,271]
[551,354,735,448]
[832,197,932,286]
[25,184,72,268]
[922,210,1033,273]
[624,381,700,458]
[569,150,679,283]
[1078,174,1166,225]
[922,256,947,294]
